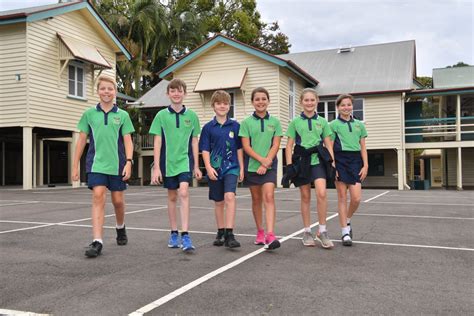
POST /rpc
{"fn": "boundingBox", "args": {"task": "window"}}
[288,79,295,120]
[228,92,235,119]
[68,63,86,98]
[368,153,384,176]
[318,99,364,121]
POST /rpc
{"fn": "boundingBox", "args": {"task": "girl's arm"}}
[241,137,265,165]
[285,137,295,165]
[265,136,281,165]
[359,138,369,181]
[323,136,335,163]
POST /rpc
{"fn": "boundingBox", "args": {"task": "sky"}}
[1,0,472,76]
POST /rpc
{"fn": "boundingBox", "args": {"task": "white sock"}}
[304,227,311,233]
[319,225,327,233]
[347,218,351,226]
[116,223,125,229]
[93,239,103,244]
[342,226,351,236]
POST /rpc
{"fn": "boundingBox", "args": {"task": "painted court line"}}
[346,240,474,252]
[364,190,390,202]
[356,213,474,220]
[0,309,49,316]
[0,201,39,207]
[364,201,474,207]
[129,213,339,315]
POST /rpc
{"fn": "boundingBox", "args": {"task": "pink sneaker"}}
[254,229,265,245]
[264,232,280,250]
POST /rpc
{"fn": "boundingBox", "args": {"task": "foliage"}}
[416,76,433,89]
[446,61,470,68]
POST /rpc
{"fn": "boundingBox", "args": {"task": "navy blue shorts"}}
[164,172,192,190]
[244,168,277,186]
[293,164,327,187]
[87,172,127,191]
[208,174,238,202]
[335,152,362,185]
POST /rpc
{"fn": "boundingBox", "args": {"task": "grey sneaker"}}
[315,231,334,249]
[342,234,352,247]
[302,231,316,247]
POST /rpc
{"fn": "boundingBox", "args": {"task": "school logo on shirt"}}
[184,119,192,127]
[355,124,361,130]
[113,117,121,125]
[267,124,276,132]
[229,131,234,138]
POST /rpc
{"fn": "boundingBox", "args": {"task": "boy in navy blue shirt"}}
[199,90,244,248]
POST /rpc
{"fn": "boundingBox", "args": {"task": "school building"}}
[132,35,474,190]
[0,1,131,189]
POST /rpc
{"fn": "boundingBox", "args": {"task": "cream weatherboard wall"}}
[0,23,27,127]
[173,43,280,123]
[26,10,116,131]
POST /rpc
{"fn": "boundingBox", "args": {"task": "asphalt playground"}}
[0,185,473,315]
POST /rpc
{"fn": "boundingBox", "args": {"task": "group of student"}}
[72,76,367,258]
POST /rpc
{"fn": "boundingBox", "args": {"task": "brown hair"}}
[96,75,117,91]
[336,94,354,106]
[251,87,270,101]
[167,78,187,93]
[300,88,319,102]
[210,90,231,106]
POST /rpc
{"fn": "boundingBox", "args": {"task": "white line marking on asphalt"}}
[0,309,50,315]
[363,201,474,207]
[356,213,474,220]
[364,190,390,202]
[0,201,39,207]
[129,213,339,315]
[334,240,474,252]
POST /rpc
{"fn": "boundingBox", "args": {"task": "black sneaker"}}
[342,234,352,247]
[224,233,241,248]
[85,241,103,258]
[116,226,128,245]
[213,233,224,246]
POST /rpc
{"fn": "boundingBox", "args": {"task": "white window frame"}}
[68,62,86,100]
[288,78,296,120]
[318,98,365,121]
[228,91,236,119]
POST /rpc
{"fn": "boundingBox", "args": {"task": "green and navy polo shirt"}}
[199,117,242,179]
[149,105,201,177]
[286,112,333,166]
[329,115,368,152]
[77,104,135,176]
[239,112,283,172]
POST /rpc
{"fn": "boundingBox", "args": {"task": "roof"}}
[433,66,474,89]
[117,92,136,102]
[58,33,111,69]
[0,1,131,60]
[279,40,416,96]
[194,68,247,92]
[133,80,170,108]
[158,34,318,86]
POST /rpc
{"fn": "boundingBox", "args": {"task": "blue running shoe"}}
[181,234,195,252]
[168,232,180,248]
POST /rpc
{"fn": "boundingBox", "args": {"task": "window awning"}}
[57,33,112,69]
[193,68,247,92]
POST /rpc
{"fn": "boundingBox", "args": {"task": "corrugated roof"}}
[133,80,170,108]
[433,66,474,89]
[279,40,416,96]
[0,1,79,20]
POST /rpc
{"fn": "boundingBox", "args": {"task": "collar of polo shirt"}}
[167,105,187,114]
[300,112,318,120]
[337,115,354,123]
[96,103,118,113]
[252,111,270,120]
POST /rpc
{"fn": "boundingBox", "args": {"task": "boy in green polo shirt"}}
[149,78,202,252]
[330,94,368,246]
[72,75,135,258]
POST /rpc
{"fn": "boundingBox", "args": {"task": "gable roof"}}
[133,80,170,108]
[279,40,416,97]
[433,66,474,89]
[0,1,131,60]
[158,34,318,86]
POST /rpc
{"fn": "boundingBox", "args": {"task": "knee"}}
[351,195,361,204]
[300,191,311,204]
[224,193,235,204]
[178,189,189,200]
[263,192,274,204]
[92,192,106,204]
[316,189,327,201]
[168,191,178,203]
[112,199,124,209]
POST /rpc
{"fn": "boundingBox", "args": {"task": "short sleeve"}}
[321,120,333,139]
[239,119,250,138]
[274,119,283,137]
[286,120,296,139]
[235,123,242,149]
[329,121,337,141]
[199,123,211,152]
[149,112,162,135]
[77,111,90,134]
[192,112,201,137]
[360,122,368,138]
[121,112,135,136]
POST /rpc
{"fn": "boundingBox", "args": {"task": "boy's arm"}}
[192,137,202,180]
[359,137,369,181]
[237,148,244,182]
[122,134,133,180]
[202,151,217,181]
[152,135,163,184]
[71,132,88,182]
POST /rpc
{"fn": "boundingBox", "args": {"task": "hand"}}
[122,163,132,181]
[194,166,203,180]
[71,167,79,182]
[256,165,268,175]
[206,167,218,181]
[359,165,368,181]
[260,157,272,169]
[239,169,244,182]
[152,167,162,184]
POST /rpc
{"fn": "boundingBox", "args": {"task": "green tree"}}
[416,76,433,89]
[447,61,470,68]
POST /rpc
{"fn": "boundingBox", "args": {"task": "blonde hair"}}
[167,78,187,93]
[96,75,117,91]
[300,88,318,102]
[210,90,231,106]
